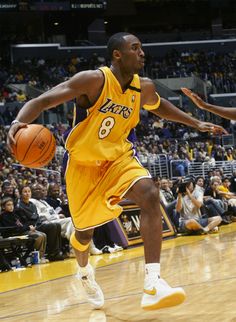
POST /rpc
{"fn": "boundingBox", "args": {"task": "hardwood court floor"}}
[1,223,236,322]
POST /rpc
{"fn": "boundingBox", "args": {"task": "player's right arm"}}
[182,87,236,121]
[7,70,104,146]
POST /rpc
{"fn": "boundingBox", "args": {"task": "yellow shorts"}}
[65,152,151,231]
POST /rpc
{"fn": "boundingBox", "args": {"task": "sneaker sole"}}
[142,291,186,310]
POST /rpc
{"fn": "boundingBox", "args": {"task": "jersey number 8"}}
[99,117,115,139]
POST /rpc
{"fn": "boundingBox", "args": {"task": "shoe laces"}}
[81,274,98,295]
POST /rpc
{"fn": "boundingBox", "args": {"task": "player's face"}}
[119,35,145,74]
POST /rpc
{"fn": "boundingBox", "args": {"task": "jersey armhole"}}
[143,92,161,111]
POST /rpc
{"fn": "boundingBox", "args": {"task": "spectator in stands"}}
[194,176,209,216]
[226,148,234,161]
[194,176,205,193]
[0,196,48,263]
[18,185,64,261]
[30,183,75,252]
[218,178,236,221]
[159,178,178,228]
[218,177,236,200]
[160,178,175,206]
[1,181,19,206]
[46,183,70,218]
[176,180,222,234]
[16,90,27,103]
[0,251,12,272]
[204,179,230,224]
[6,173,17,188]
[214,147,227,161]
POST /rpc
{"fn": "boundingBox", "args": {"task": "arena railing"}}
[138,154,236,179]
[202,161,234,178]
[139,154,169,178]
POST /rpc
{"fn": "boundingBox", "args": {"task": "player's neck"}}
[110,64,133,92]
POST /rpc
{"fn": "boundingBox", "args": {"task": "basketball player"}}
[7,33,226,310]
[182,87,236,121]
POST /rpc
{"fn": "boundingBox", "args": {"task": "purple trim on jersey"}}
[62,151,68,177]
[127,128,138,157]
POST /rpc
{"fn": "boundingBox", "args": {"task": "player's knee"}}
[141,186,159,209]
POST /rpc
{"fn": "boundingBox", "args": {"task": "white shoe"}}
[141,278,186,310]
[90,240,103,255]
[90,246,103,256]
[39,257,49,264]
[209,226,219,233]
[76,264,104,309]
[113,244,123,252]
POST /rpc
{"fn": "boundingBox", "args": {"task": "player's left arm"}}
[140,78,227,134]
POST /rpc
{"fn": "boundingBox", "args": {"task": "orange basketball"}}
[12,124,56,168]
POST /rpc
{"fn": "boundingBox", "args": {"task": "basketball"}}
[12,124,56,168]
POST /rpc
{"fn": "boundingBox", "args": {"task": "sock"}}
[144,263,160,288]
[78,263,91,277]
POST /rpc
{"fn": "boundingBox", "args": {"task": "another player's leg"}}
[125,178,186,310]
[70,229,104,309]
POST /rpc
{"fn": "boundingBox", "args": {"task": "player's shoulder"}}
[140,77,156,93]
[72,69,104,83]
[68,68,105,92]
[140,77,155,89]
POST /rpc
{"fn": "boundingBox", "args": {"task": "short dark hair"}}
[196,176,204,183]
[107,32,131,60]
[1,197,14,209]
[222,177,230,183]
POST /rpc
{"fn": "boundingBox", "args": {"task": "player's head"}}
[107,32,145,74]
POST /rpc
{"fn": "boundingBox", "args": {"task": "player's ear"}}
[113,49,121,60]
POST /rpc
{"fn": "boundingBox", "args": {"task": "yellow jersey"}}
[65,66,160,163]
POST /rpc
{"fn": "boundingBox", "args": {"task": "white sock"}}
[144,263,160,288]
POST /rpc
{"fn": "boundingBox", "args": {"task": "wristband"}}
[10,120,20,126]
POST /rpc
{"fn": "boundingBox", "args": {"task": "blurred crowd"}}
[146,50,236,94]
[1,49,235,103]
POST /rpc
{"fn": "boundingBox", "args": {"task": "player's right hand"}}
[7,122,28,153]
[181,87,207,110]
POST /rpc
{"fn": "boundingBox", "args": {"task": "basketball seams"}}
[14,128,26,160]
[13,124,56,168]
[23,133,56,167]
[19,126,45,163]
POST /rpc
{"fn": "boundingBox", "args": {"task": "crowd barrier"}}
[138,157,236,179]
[12,157,236,182]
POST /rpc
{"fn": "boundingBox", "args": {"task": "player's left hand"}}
[181,88,207,110]
[197,122,228,134]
